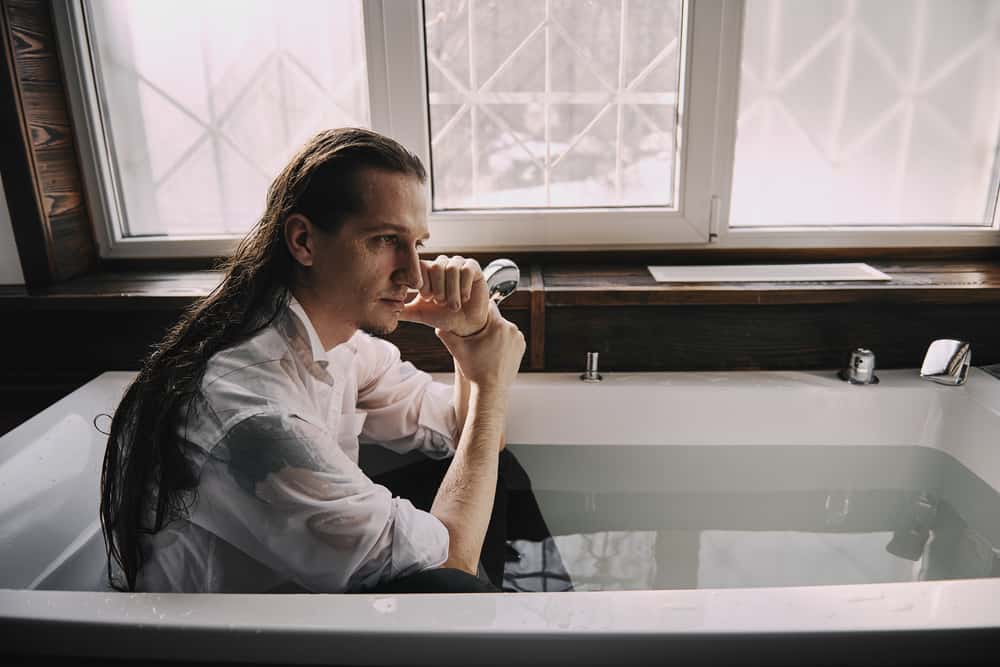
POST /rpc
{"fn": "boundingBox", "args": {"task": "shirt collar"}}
[287,296,331,369]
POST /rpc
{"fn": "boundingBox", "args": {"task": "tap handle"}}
[839,348,878,384]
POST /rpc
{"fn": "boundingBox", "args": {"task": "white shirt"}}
[136,298,457,593]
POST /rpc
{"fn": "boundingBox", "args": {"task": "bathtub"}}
[2,369,999,665]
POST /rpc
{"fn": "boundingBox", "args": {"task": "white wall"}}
[0,171,26,285]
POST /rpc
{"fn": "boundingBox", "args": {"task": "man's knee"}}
[498,449,533,491]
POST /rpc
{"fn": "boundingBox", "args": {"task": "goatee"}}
[360,320,398,337]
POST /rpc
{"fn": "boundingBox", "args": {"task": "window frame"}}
[711,1,1000,250]
[52,0,1000,260]
[53,0,240,259]
[373,0,729,251]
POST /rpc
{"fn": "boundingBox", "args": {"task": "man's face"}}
[309,168,429,336]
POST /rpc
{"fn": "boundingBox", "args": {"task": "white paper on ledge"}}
[647,263,892,283]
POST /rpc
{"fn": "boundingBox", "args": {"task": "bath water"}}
[502,445,1000,592]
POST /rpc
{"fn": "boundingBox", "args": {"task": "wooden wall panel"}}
[0,302,534,434]
[545,303,1000,373]
[1,306,533,377]
[7,297,1000,435]
[5,264,1000,434]
[0,0,96,286]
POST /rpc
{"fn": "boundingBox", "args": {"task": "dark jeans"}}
[368,567,501,593]
[368,448,552,593]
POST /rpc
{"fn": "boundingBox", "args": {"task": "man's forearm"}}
[453,364,471,441]
[454,363,505,451]
[432,385,506,574]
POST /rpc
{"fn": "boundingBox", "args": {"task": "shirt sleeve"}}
[353,333,457,459]
[196,412,450,593]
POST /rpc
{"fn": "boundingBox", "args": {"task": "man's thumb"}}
[399,295,434,324]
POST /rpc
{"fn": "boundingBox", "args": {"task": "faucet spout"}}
[839,348,878,384]
[920,340,971,386]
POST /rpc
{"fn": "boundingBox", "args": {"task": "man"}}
[100,128,538,594]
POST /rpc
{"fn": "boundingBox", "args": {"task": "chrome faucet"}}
[839,348,879,384]
[920,339,971,386]
[580,352,603,382]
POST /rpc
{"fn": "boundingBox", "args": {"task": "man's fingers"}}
[399,294,433,324]
[429,255,448,304]
[408,256,488,331]
[460,258,480,302]
[418,261,432,299]
[446,256,464,310]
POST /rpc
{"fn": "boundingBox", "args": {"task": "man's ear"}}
[284,213,314,268]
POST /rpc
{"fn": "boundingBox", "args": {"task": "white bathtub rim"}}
[493,368,980,452]
[5,369,1000,661]
[6,368,989,451]
[3,578,1000,638]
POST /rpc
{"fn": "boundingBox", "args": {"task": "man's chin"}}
[360,315,399,337]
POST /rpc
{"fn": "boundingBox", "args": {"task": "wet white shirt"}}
[136,298,457,593]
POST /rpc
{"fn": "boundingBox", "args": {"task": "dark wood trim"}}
[544,302,1000,373]
[540,262,1000,306]
[529,264,545,370]
[0,270,540,311]
[7,260,1000,309]
[0,0,47,283]
[6,262,1000,434]
[543,286,1000,307]
[0,0,97,287]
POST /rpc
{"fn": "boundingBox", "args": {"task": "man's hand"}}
[400,255,489,336]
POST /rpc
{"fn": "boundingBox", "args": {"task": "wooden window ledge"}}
[2,260,1000,309]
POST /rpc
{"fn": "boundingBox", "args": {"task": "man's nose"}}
[396,245,423,291]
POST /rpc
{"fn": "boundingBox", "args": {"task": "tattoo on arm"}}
[223,416,330,495]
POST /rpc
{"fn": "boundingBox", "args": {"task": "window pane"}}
[424,0,682,210]
[86,0,369,237]
[731,0,1000,227]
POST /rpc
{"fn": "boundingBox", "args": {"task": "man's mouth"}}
[379,296,406,310]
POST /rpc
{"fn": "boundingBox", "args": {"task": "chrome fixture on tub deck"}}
[920,339,971,386]
[839,348,879,384]
[580,352,603,382]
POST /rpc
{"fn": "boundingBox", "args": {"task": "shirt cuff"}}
[389,498,450,580]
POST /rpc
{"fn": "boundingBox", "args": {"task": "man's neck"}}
[290,287,356,351]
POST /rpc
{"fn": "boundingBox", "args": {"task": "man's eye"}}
[377,235,397,245]
[415,240,425,250]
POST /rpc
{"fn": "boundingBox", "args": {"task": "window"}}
[423,0,683,210]
[731,0,1000,228]
[370,0,724,250]
[57,0,370,258]
[85,0,369,239]
[53,1,1000,258]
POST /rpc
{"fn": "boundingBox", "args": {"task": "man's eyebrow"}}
[361,221,430,240]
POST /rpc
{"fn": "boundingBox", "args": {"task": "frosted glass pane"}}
[425,0,682,210]
[731,0,1000,227]
[86,0,369,237]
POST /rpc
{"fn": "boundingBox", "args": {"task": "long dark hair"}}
[101,128,426,591]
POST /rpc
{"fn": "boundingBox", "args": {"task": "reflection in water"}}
[502,445,1000,592]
